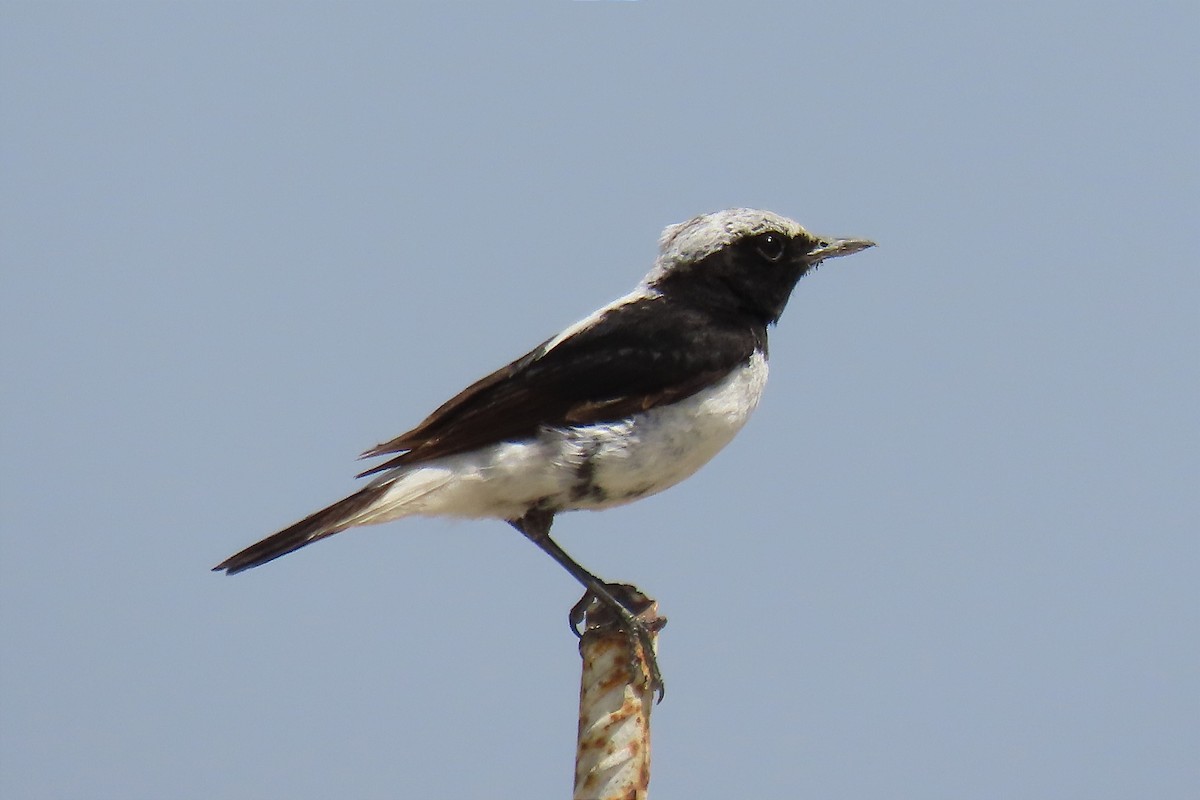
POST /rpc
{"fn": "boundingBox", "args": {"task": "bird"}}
[214,208,875,698]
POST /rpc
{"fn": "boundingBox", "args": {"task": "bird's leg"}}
[509,509,665,702]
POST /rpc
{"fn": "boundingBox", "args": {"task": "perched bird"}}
[215,208,874,698]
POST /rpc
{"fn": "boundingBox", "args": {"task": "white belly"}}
[352,352,768,525]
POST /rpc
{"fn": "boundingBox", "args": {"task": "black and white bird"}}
[215,208,874,695]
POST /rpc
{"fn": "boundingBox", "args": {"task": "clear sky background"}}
[2,3,1196,798]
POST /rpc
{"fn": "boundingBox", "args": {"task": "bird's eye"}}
[754,232,788,263]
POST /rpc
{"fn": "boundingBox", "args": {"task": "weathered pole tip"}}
[574,586,664,800]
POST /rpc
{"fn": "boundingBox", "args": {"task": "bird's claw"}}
[570,583,667,703]
[629,621,665,703]
[569,590,593,638]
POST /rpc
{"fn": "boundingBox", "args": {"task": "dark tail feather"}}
[213,483,392,575]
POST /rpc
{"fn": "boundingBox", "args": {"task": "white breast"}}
[560,350,769,509]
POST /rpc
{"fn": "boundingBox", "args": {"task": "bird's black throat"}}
[650,233,816,329]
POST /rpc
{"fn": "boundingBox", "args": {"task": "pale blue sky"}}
[2,3,1197,798]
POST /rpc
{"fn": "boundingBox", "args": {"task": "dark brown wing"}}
[357,298,764,477]
[357,343,555,474]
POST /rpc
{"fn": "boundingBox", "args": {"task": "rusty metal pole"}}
[573,587,664,800]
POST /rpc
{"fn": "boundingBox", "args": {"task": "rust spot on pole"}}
[574,586,664,800]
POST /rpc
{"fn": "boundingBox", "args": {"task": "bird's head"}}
[644,208,875,325]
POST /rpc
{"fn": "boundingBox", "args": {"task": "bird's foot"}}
[570,583,667,703]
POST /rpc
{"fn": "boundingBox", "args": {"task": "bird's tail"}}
[213,482,395,575]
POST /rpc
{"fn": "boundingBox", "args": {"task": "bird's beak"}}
[808,236,876,263]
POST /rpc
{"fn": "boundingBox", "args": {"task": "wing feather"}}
[357,300,762,477]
